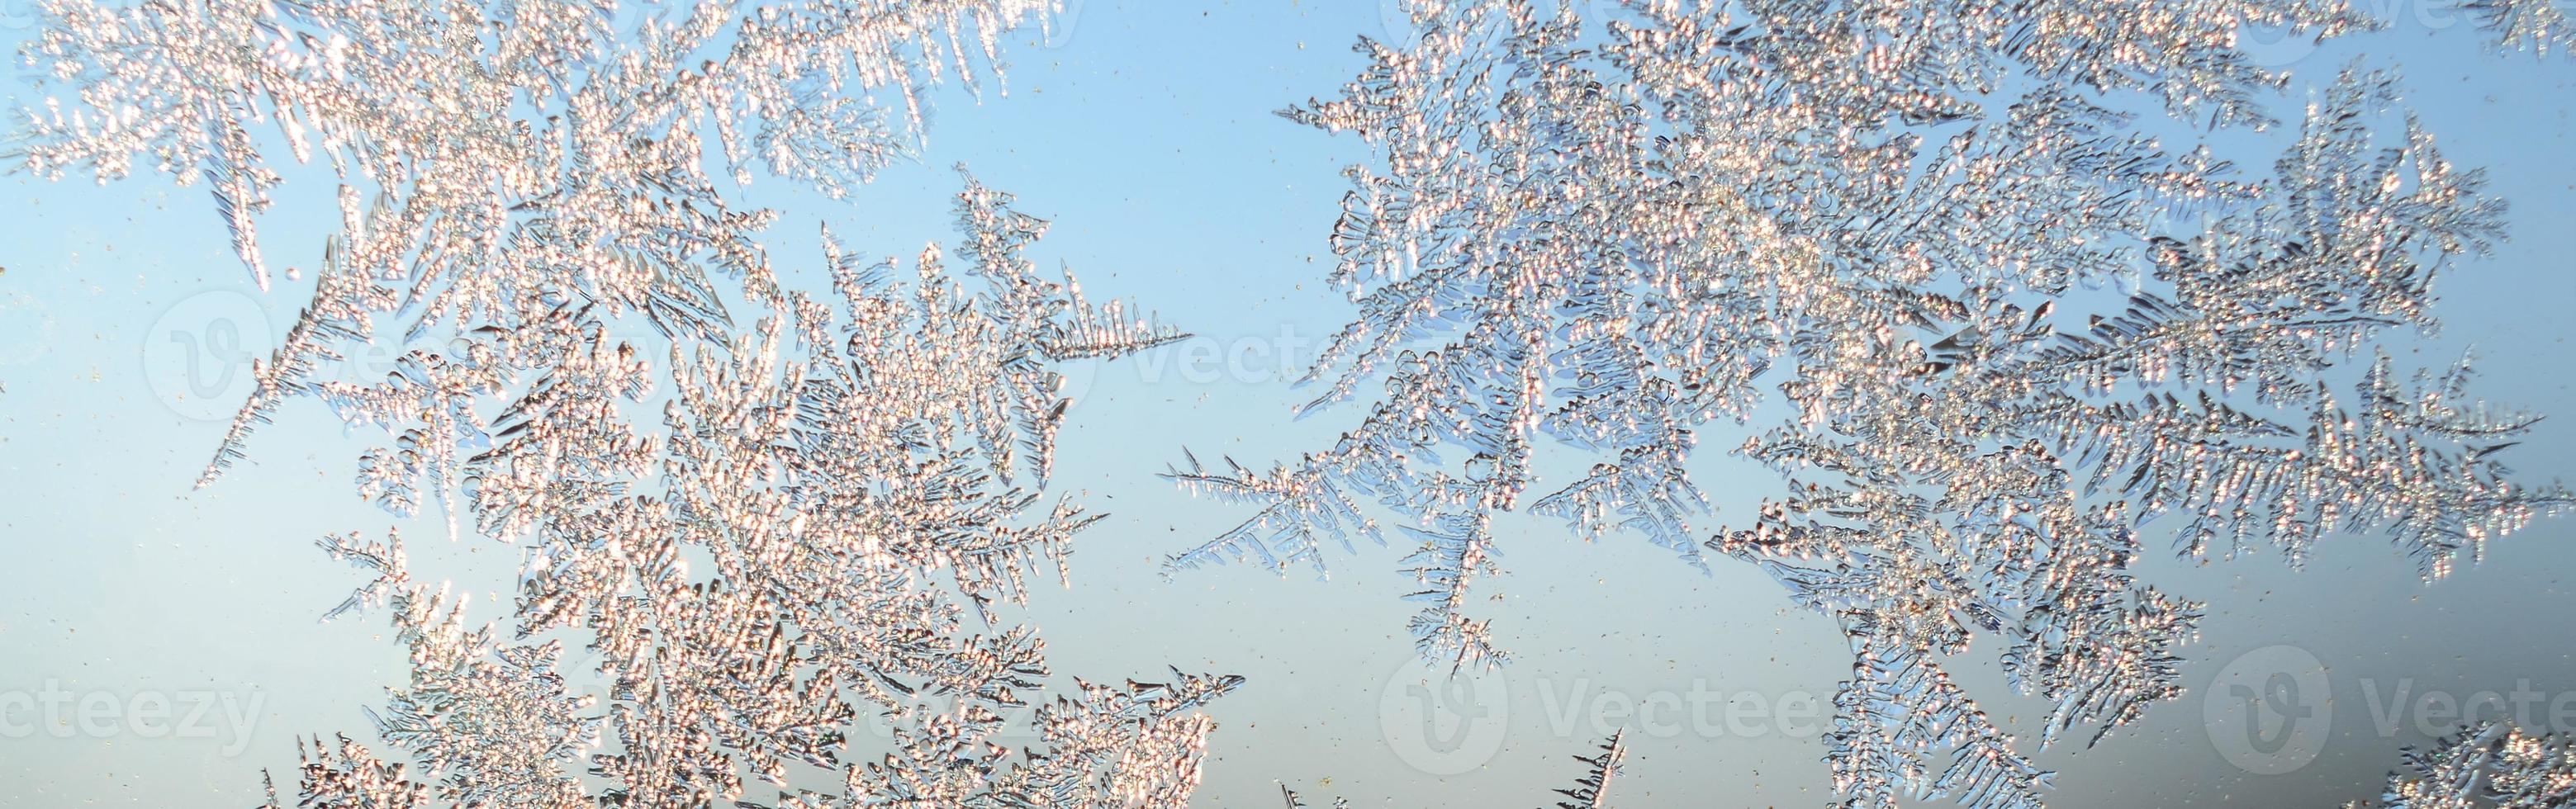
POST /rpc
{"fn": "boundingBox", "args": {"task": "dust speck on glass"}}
[3,0,2574,807]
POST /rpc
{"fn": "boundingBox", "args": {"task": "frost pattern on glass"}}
[2348,721,2576,809]
[9,0,1236,797]
[10,0,1059,491]
[1170,2,2571,807]
[247,179,1228,808]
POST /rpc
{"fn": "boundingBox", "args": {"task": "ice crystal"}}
[1278,732,1629,809]
[8,0,1060,490]
[10,0,1230,794]
[1172,2,2571,807]
[2349,721,2576,809]
[1546,731,1628,809]
[243,180,1226,809]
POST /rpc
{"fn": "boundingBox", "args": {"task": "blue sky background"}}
[3,1,2576,806]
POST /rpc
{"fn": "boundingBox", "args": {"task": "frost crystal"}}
[2349,721,2576,809]
[10,0,1059,490]
[1172,2,2571,807]
[1547,731,1628,809]
[1279,731,1628,809]
[12,0,1234,800]
[258,181,1225,809]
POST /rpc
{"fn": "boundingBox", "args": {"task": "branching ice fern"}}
[2349,721,2576,809]
[1173,2,2573,807]
[249,182,1225,808]
[14,0,1247,802]
[9,0,1059,490]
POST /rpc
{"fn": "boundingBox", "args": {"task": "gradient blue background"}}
[2,2,2574,806]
